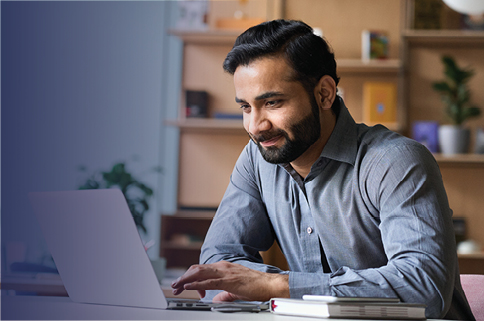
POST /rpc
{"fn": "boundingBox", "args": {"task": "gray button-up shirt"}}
[200,100,474,320]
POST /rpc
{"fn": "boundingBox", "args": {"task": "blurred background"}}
[2,0,484,298]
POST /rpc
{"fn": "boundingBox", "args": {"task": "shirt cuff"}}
[288,271,332,298]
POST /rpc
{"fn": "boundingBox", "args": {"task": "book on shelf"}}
[362,30,389,61]
[270,297,426,319]
[363,81,397,125]
[213,112,243,120]
[412,121,439,153]
[186,90,208,118]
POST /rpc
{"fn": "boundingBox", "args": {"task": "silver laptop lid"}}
[29,189,167,309]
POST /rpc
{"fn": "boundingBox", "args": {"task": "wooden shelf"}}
[168,29,239,45]
[403,30,484,46]
[166,118,245,134]
[169,30,402,73]
[458,252,484,274]
[458,252,484,259]
[167,118,404,133]
[160,212,215,268]
[165,210,215,220]
[162,241,204,250]
[433,154,484,165]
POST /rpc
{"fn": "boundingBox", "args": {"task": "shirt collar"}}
[319,97,358,166]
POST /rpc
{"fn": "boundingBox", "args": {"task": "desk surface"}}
[2,295,445,321]
[1,295,288,320]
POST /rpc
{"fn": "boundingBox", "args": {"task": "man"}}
[171,20,474,319]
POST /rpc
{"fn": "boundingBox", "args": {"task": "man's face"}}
[233,56,321,164]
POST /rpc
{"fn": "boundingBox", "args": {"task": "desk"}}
[2,295,447,321]
[458,252,484,274]
[0,295,283,320]
[3,295,268,320]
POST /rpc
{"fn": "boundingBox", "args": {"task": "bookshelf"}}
[167,30,404,134]
[159,211,214,268]
[163,1,405,269]
[162,0,484,270]
[433,154,484,165]
[402,29,484,45]
[165,118,244,134]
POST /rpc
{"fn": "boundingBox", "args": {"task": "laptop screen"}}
[29,189,168,309]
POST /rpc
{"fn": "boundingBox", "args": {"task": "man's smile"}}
[259,134,283,147]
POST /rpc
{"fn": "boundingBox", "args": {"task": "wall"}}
[1,1,179,266]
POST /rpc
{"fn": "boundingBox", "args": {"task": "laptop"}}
[29,189,266,311]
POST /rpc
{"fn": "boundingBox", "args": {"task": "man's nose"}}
[247,109,271,137]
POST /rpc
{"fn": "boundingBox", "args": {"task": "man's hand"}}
[171,261,289,302]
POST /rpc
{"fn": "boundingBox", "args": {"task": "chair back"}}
[461,274,484,321]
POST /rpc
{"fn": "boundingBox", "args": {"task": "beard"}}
[250,95,321,164]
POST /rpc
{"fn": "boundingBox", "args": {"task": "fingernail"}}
[171,277,180,287]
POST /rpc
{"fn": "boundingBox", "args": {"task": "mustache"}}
[249,129,287,143]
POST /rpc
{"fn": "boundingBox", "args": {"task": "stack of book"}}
[270,295,426,319]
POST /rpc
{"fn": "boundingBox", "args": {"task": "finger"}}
[212,291,239,302]
[197,290,206,299]
[171,277,185,292]
[172,264,222,289]
[183,278,224,291]
[171,286,184,296]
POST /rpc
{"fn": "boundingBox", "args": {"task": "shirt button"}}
[307,227,313,234]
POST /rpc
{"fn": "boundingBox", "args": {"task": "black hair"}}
[223,19,340,96]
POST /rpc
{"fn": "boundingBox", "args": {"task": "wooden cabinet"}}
[458,253,484,275]
[159,211,214,268]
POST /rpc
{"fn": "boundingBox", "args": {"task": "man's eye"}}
[266,100,279,107]
[240,105,251,113]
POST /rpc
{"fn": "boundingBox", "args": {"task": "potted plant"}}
[78,162,161,234]
[432,55,481,155]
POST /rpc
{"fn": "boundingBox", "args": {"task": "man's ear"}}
[314,75,336,111]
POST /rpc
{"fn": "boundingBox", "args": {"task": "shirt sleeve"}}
[324,141,459,318]
[200,143,287,300]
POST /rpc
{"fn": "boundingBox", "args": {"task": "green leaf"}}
[463,107,481,119]
[432,81,451,93]
[139,199,149,211]
[434,55,480,125]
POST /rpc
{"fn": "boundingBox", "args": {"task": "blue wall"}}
[1,1,181,266]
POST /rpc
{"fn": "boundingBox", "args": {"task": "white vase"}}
[438,125,470,155]
[475,128,484,154]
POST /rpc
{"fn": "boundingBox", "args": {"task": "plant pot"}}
[438,125,470,155]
